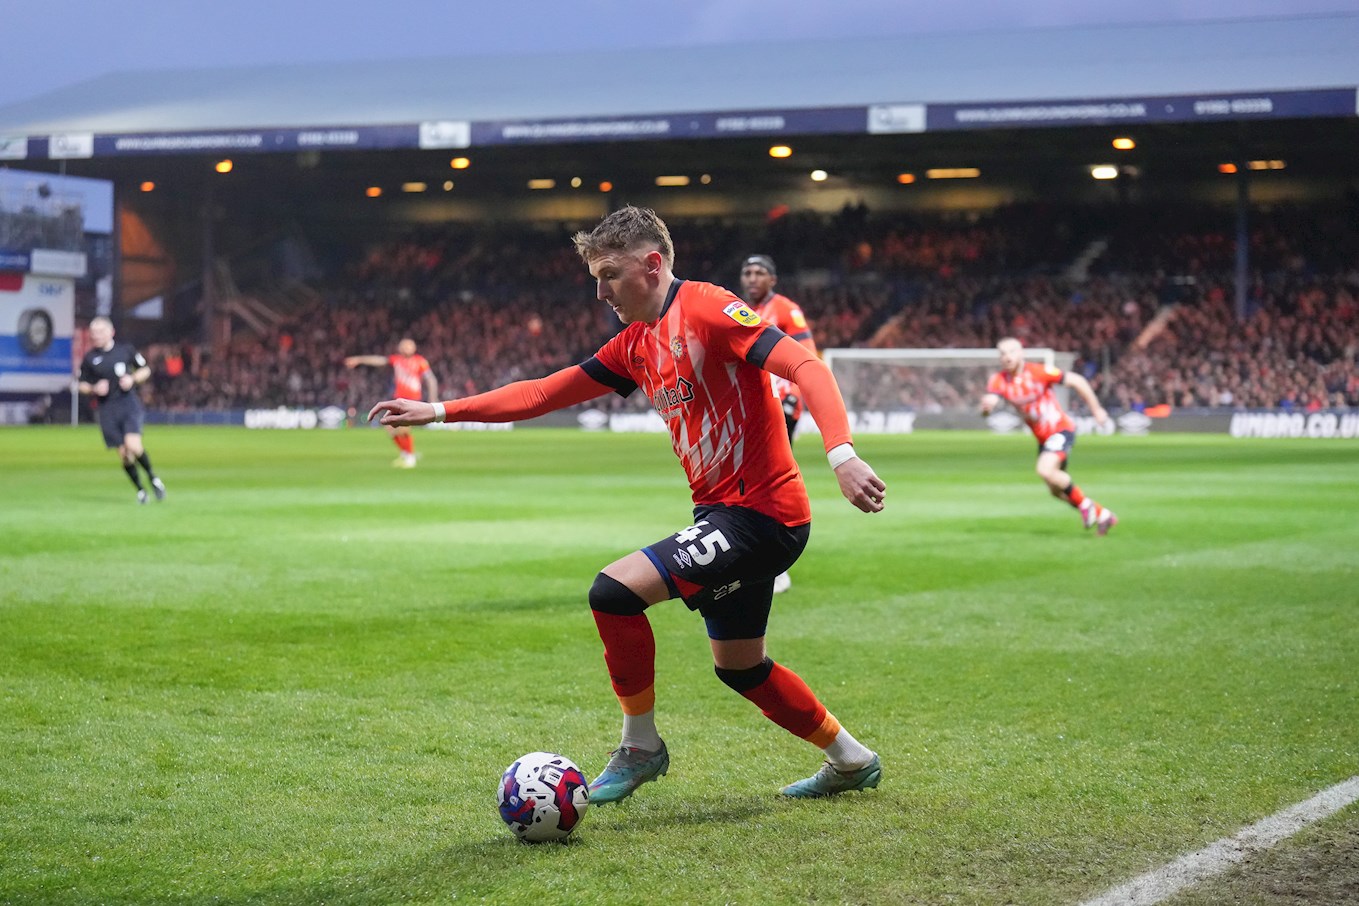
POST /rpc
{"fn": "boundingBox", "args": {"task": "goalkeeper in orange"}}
[980,336,1117,534]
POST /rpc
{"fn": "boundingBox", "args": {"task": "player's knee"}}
[714,657,774,693]
[588,572,648,616]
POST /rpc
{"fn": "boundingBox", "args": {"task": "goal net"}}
[817,347,1076,433]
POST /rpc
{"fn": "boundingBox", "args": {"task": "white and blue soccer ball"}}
[497,751,590,843]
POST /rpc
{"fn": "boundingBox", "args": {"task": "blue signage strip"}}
[472,105,867,145]
[10,87,1355,159]
[86,124,423,156]
[927,87,1357,130]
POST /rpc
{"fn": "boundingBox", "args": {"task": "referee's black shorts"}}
[97,397,145,448]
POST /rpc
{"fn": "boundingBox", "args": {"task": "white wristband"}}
[431,402,445,423]
[827,443,857,470]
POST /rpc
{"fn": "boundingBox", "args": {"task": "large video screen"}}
[0,169,114,395]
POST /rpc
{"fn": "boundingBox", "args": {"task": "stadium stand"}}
[134,203,1358,416]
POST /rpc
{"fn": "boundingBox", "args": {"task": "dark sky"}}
[3,0,1357,109]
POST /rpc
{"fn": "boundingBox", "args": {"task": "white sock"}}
[620,711,662,751]
[822,727,874,771]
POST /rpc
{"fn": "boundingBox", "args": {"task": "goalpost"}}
[812,347,1076,433]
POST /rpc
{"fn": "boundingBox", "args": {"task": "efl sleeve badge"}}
[722,301,762,327]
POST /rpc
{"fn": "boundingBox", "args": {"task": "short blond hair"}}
[573,206,674,268]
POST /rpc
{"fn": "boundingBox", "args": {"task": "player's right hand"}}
[368,398,437,426]
[834,457,886,513]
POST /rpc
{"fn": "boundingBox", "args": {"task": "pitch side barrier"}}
[131,407,1359,439]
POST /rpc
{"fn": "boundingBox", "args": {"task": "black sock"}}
[123,462,144,490]
[137,452,157,480]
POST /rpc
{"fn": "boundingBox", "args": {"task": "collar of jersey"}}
[653,278,684,322]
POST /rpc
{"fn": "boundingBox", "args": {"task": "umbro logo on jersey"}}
[670,337,685,359]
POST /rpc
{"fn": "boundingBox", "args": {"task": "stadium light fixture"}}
[527,179,556,190]
[925,168,980,179]
[599,181,613,193]
[1218,163,1239,174]
[810,170,828,182]
[1090,165,1119,180]
[1248,159,1286,170]
[700,174,712,184]
[570,177,582,188]
[215,159,233,174]
[768,145,793,159]
[655,175,691,187]
[896,173,916,184]
[443,181,454,191]
[450,157,471,169]
[139,181,156,193]
[365,186,383,198]
[402,182,427,193]
[1112,137,1136,150]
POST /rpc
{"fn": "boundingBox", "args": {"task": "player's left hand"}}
[1093,406,1110,426]
[118,374,135,391]
[835,457,886,513]
[368,398,437,426]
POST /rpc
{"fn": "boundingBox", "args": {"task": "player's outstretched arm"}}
[762,337,885,513]
[369,365,612,427]
[345,355,388,369]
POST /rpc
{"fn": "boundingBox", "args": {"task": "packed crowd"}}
[138,203,1359,415]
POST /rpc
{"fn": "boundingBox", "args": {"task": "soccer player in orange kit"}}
[370,207,886,802]
[741,253,817,594]
[980,337,1117,534]
[346,338,438,467]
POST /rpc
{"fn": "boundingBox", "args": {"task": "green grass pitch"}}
[1,425,1356,905]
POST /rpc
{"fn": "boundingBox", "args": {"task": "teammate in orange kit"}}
[741,253,817,594]
[980,336,1117,534]
[370,207,886,802]
[346,338,438,468]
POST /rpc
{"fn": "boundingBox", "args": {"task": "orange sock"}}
[1064,483,1086,508]
[395,434,414,455]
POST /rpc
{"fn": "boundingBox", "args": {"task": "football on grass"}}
[497,752,590,843]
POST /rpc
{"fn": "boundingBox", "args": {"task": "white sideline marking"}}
[1080,776,1359,906]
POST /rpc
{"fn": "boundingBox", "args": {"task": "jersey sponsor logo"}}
[670,337,685,360]
[722,301,762,327]
[652,376,694,417]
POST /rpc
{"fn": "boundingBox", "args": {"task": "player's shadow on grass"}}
[147,791,888,906]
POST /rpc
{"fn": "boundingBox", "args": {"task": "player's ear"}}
[643,249,664,277]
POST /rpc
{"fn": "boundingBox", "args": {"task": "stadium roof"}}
[1,13,1357,159]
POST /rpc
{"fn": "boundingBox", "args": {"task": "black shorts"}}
[643,504,810,641]
[97,398,144,448]
[1037,430,1075,467]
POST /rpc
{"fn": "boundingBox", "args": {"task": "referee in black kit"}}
[77,317,167,504]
